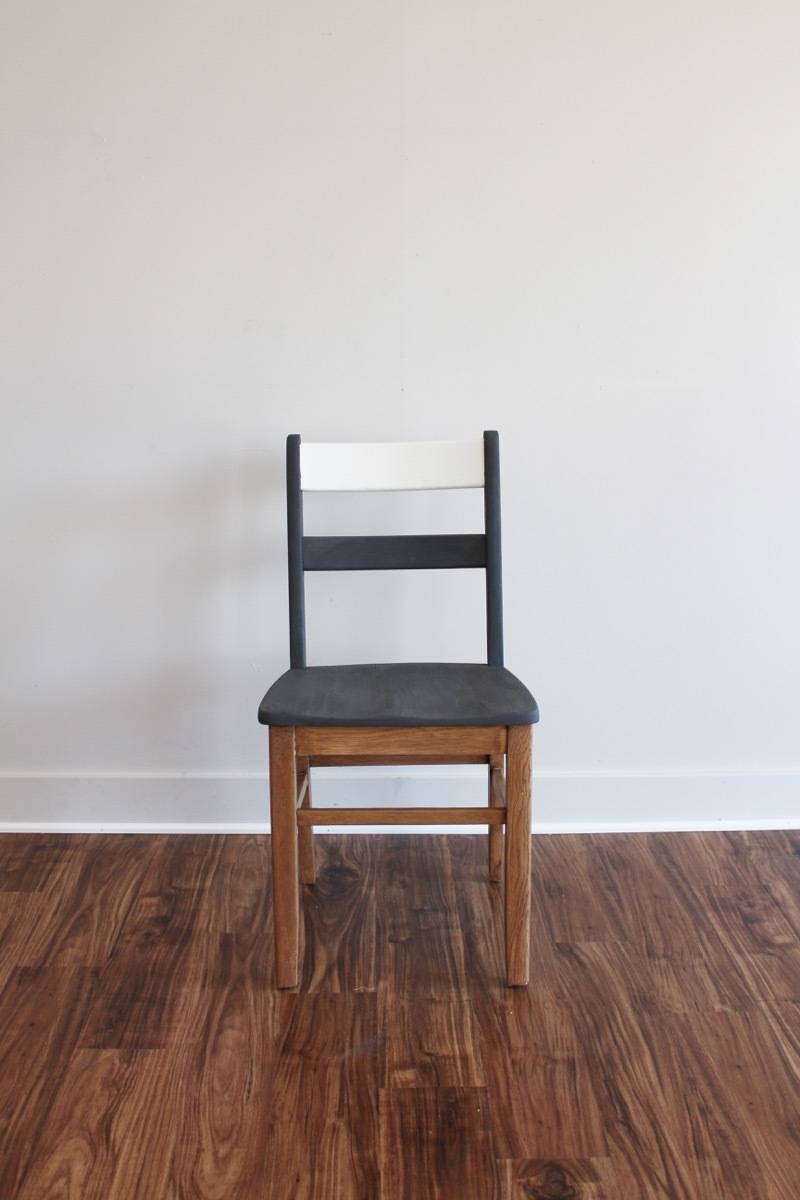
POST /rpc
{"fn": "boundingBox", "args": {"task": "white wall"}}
[2,1,799,830]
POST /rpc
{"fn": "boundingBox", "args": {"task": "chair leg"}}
[269,725,300,988]
[488,754,503,882]
[504,724,532,986]
[297,754,316,885]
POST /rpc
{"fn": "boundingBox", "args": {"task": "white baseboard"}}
[0,767,798,834]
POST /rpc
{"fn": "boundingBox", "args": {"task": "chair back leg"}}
[296,754,316,884]
[488,753,504,882]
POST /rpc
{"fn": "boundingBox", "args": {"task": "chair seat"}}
[258,663,538,728]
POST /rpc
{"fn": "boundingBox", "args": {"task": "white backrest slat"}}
[299,439,484,492]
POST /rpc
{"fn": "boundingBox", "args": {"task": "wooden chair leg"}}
[488,754,504,882]
[504,724,532,986]
[269,725,300,988]
[297,754,316,884]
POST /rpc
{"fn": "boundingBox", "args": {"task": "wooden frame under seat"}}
[268,723,532,988]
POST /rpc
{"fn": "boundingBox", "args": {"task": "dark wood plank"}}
[48,1044,185,1198]
[380,1087,498,1200]
[301,835,377,993]
[0,967,96,1196]
[472,981,608,1161]
[383,995,485,1087]
[263,993,380,1198]
[0,832,78,893]
[548,938,713,1198]
[498,1157,639,1199]
[164,838,279,1199]
[378,836,470,999]
[79,836,218,1049]
[0,890,48,995]
[167,931,279,1200]
[27,834,154,970]
[659,1005,800,1196]
[14,1049,147,1200]
[533,833,632,945]
[447,834,508,989]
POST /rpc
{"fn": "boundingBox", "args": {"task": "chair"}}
[258,431,539,987]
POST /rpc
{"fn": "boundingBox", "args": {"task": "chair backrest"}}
[286,431,503,669]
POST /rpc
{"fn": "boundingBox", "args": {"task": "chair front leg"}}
[269,725,300,988]
[504,724,532,986]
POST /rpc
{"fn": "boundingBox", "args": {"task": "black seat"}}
[259,662,538,727]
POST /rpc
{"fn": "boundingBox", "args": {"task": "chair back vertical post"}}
[483,430,504,667]
[286,434,306,669]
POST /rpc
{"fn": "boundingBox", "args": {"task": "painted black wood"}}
[272,431,532,723]
[286,434,306,669]
[302,534,487,572]
[259,663,538,726]
[483,430,504,667]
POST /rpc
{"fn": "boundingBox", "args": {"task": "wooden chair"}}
[258,432,539,987]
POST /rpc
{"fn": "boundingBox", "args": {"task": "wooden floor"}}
[1,831,799,1198]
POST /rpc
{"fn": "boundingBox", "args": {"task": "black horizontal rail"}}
[302,534,487,572]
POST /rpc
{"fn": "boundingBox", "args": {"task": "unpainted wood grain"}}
[269,724,300,988]
[295,724,507,756]
[505,724,532,985]
[488,756,504,882]
[297,755,316,885]
[297,804,506,825]
[309,754,491,766]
